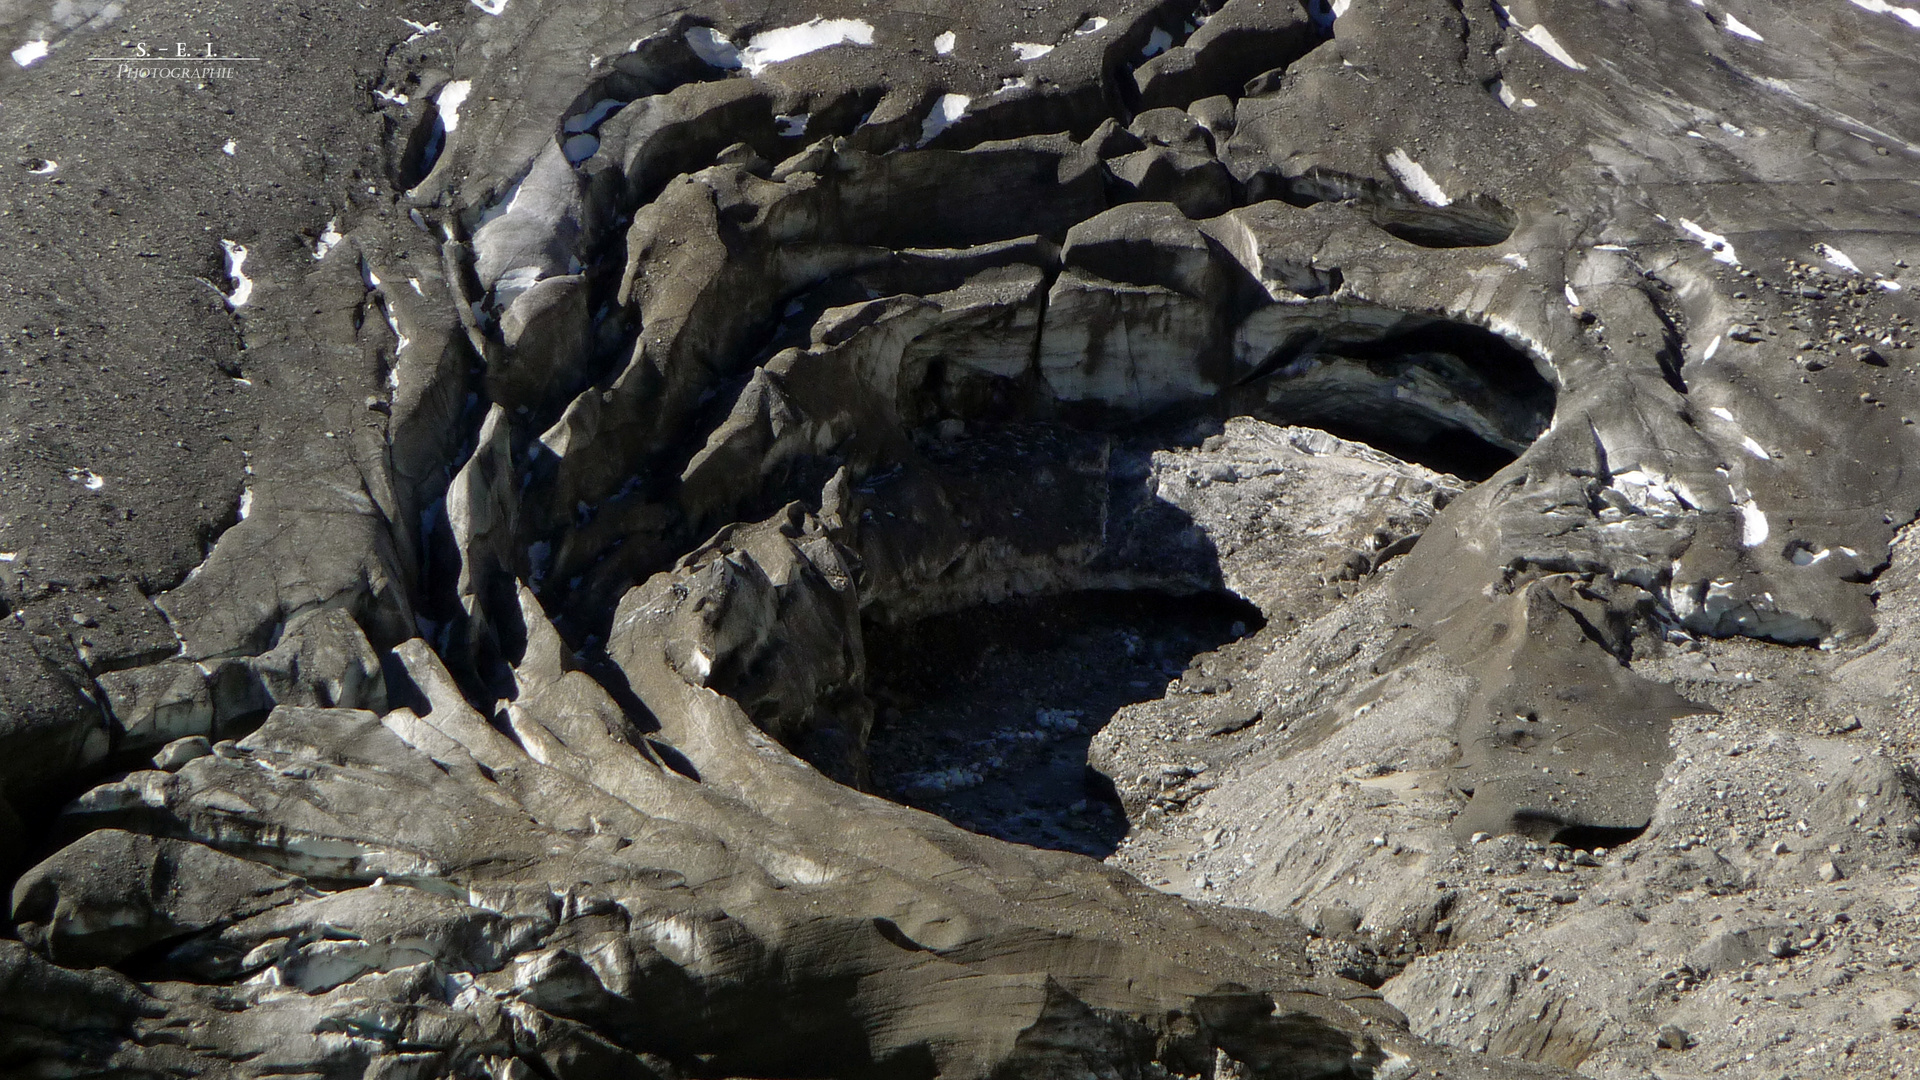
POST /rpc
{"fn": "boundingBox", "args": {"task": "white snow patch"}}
[933,30,956,54]
[1502,252,1530,269]
[1848,0,1920,29]
[436,80,472,134]
[1492,79,1538,109]
[471,176,524,232]
[1307,0,1348,28]
[220,240,253,308]
[381,298,410,353]
[1678,218,1739,265]
[1076,17,1108,34]
[918,93,970,146]
[686,27,741,68]
[996,75,1033,94]
[1877,278,1903,291]
[1384,149,1450,207]
[313,218,342,260]
[1723,13,1763,40]
[1012,41,1053,61]
[494,264,544,306]
[26,158,57,175]
[12,40,49,67]
[1594,243,1628,251]
[1814,243,1860,274]
[409,277,424,296]
[1563,284,1581,308]
[776,113,808,136]
[70,468,105,491]
[1374,1053,1416,1080]
[1142,27,1173,57]
[1518,23,1587,70]
[1720,121,1747,136]
[238,488,254,520]
[1709,406,1734,421]
[0,552,14,562]
[1610,469,1694,514]
[1790,546,1830,566]
[221,139,237,156]
[400,17,440,41]
[374,87,408,106]
[738,18,875,75]
[564,98,625,133]
[469,0,507,15]
[1736,495,1769,548]
[1741,436,1771,460]
[562,134,598,163]
[1840,546,1860,557]
[1703,334,1722,360]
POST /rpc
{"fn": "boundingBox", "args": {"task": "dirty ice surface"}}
[1492,4,1587,70]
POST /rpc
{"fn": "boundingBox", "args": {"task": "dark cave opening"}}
[1542,821,1650,853]
[1285,414,1521,483]
[653,307,1563,851]
[863,589,1263,857]
[1240,319,1557,482]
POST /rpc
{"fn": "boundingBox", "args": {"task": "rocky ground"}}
[2,0,1919,1076]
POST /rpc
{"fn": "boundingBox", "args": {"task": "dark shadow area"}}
[1549,821,1650,852]
[864,589,1263,857]
[1294,414,1518,482]
[1279,168,1519,249]
[1241,319,1557,481]
[1505,808,1652,851]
